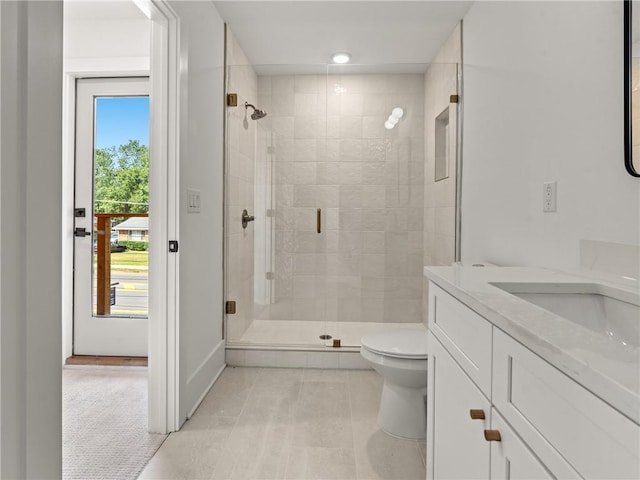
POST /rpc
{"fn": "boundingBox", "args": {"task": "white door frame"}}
[62,0,180,433]
[147,0,180,433]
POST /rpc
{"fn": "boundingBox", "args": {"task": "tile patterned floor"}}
[63,366,167,480]
[138,367,426,480]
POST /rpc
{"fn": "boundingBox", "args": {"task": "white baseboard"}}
[184,340,226,420]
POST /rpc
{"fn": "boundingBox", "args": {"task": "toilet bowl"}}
[360,328,428,439]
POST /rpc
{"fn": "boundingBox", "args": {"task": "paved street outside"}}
[93,270,149,317]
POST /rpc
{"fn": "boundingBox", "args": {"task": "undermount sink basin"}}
[490,282,640,347]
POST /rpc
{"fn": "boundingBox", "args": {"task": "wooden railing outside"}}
[95,213,148,316]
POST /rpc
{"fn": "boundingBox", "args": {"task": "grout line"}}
[345,369,361,480]
[286,367,304,478]
[283,367,307,479]
[213,367,258,479]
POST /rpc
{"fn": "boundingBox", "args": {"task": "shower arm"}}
[244,101,267,120]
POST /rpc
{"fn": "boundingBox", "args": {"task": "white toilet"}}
[360,328,429,439]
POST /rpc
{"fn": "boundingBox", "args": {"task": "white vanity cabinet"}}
[428,332,558,480]
[426,282,640,480]
[427,335,490,479]
[492,328,640,479]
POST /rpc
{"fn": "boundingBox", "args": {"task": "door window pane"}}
[92,96,149,318]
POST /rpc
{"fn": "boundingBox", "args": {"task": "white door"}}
[74,77,150,356]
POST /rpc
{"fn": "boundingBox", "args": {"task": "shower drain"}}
[319,334,332,340]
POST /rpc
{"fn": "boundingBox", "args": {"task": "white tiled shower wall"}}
[255,73,426,324]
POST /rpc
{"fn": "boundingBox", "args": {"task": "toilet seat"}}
[360,347,427,371]
[361,328,428,359]
[360,328,429,439]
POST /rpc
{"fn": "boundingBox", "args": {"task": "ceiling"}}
[64,0,147,20]
[64,1,473,74]
[213,1,473,74]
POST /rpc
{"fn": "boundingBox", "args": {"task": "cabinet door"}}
[429,283,493,395]
[493,329,637,479]
[428,333,490,480]
[490,409,554,480]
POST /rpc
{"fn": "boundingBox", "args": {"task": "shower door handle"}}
[317,208,321,234]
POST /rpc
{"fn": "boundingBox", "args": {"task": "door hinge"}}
[169,240,179,252]
[266,272,274,280]
[225,301,236,314]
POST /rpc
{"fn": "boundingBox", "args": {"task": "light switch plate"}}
[187,188,201,214]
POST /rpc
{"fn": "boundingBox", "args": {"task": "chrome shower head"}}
[251,109,267,120]
[245,102,267,120]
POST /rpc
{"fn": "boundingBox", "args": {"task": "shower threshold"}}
[225,320,425,368]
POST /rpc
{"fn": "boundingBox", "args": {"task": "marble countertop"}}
[424,265,640,424]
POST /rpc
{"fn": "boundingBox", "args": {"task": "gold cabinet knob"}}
[469,409,485,420]
[484,430,502,442]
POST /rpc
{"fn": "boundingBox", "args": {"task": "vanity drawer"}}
[493,328,640,479]
[428,282,493,396]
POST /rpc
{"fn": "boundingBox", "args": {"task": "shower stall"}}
[224,35,460,363]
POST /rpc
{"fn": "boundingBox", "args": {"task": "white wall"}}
[64,18,149,62]
[461,1,640,269]
[168,0,226,423]
[1,1,62,477]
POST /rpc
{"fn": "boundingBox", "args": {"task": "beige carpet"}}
[63,366,167,480]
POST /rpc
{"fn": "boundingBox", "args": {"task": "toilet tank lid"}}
[361,328,428,359]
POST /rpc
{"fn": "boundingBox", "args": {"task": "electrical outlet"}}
[543,181,557,213]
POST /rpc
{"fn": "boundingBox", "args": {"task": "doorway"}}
[73,77,150,357]
[64,74,159,478]
[62,0,182,435]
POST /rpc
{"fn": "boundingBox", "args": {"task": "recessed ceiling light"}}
[332,52,351,64]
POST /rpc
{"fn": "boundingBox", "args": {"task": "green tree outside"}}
[94,139,149,214]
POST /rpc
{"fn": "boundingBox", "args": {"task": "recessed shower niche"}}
[435,106,451,182]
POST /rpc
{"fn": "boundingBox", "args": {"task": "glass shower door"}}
[224,66,332,348]
[264,71,332,347]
